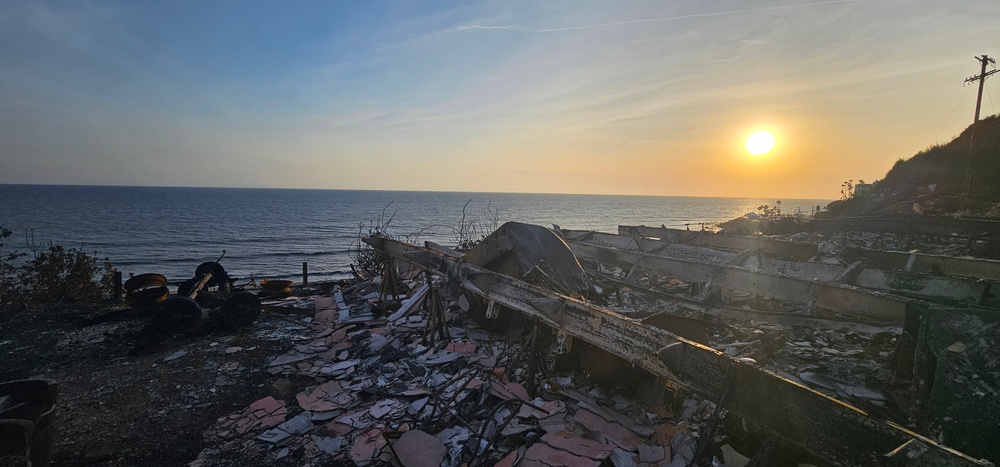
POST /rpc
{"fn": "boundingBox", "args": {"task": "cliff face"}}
[826,114,1000,218]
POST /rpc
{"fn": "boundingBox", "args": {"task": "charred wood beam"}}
[568,241,908,326]
[617,225,819,260]
[362,235,987,466]
[844,247,1000,282]
[566,230,996,307]
[807,216,1000,239]
[588,269,896,334]
[610,226,1000,281]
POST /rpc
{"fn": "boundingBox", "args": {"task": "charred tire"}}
[210,292,262,329]
[123,273,167,293]
[195,262,229,288]
[152,296,203,334]
[124,285,169,309]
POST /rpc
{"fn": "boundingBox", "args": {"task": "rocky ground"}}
[0,302,307,466]
[0,279,739,467]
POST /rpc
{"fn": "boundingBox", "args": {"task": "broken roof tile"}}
[495,449,522,467]
[492,381,530,401]
[445,342,477,354]
[323,421,354,437]
[268,352,316,367]
[370,399,401,419]
[257,428,292,444]
[572,409,642,451]
[637,444,666,463]
[391,429,446,467]
[311,434,344,455]
[540,432,614,460]
[609,447,639,467]
[522,442,600,467]
[334,409,370,429]
[276,412,313,435]
[407,396,429,415]
[350,428,386,465]
[473,355,498,367]
[539,413,573,434]
[669,432,695,464]
[563,389,655,437]
[297,388,341,412]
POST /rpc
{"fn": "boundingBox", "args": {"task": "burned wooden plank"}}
[844,247,1000,282]
[568,241,908,326]
[808,216,1000,239]
[589,270,896,334]
[363,235,987,466]
[563,229,738,264]
[617,225,819,260]
[566,230,995,308]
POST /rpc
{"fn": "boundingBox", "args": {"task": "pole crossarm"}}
[965,55,998,123]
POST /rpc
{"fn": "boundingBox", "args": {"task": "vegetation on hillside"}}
[825,114,1000,218]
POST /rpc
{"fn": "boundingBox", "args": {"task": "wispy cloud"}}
[447,24,524,32]
[447,0,866,34]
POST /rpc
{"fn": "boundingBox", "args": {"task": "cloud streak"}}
[447,0,866,34]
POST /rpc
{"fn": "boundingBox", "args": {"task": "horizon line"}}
[0,182,834,202]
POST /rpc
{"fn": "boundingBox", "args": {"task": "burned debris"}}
[354,221,996,466]
[4,219,997,466]
[186,220,998,465]
[131,256,262,350]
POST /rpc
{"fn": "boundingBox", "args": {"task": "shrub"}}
[0,227,24,308]
[452,198,504,249]
[350,204,396,280]
[17,244,115,305]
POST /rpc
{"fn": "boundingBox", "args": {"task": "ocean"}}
[0,185,829,284]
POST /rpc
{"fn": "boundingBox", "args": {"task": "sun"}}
[745,130,776,156]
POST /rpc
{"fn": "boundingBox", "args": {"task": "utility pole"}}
[964,54,998,123]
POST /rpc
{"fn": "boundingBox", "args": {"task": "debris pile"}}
[14,221,990,465]
[189,275,755,467]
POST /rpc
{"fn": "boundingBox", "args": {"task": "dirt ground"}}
[0,302,315,467]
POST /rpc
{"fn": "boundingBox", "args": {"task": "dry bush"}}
[0,227,115,310]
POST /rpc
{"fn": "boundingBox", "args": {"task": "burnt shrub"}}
[0,227,23,308]
[17,245,114,304]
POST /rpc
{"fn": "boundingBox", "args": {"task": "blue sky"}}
[1,1,998,198]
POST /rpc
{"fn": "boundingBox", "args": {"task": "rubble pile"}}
[358,224,999,465]
[190,277,749,467]
[6,221,996,465]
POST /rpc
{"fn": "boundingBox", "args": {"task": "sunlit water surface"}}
[0,185,829,282]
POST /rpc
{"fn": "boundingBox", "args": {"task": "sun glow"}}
[745,131,776,156]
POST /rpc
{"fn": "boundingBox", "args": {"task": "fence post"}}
[302,262,309,286]
[113,270,123,300]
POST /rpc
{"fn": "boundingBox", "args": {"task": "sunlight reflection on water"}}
[0,185,828,282]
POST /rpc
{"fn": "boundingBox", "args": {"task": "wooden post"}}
[113,270,123,300]
[302,262,309,285]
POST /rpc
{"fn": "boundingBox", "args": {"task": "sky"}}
[0,1,998,199]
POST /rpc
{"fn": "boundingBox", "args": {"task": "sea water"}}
[0,185,829,283]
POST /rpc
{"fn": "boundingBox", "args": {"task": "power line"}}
[932,85,969,144]
[986,80,995,116]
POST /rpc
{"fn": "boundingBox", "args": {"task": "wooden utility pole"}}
[964,54,998,123]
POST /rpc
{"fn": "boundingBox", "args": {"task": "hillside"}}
[826,113,1000,218]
